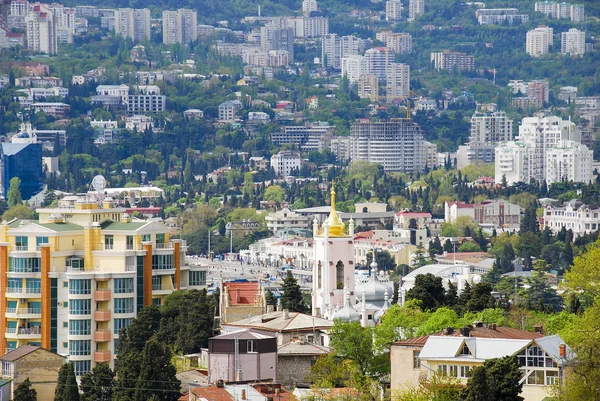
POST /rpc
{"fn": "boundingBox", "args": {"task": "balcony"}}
[94,330,112,342]
[94,350,111,363]
[155,242,172,249]
[6,308,41,318]
[94,290,112,301]
[14,245,29,251]
[6,326,41,339]
[94,309,111,321]
[5,288,42,299]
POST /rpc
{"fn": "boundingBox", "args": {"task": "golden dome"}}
[321,182,347,237]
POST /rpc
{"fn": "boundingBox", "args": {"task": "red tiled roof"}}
[225,282,260,305]
[191,387,234,401]
[447,201,475,208]
[253,384,296,401]
[393,326,544,347]
[395,211,432,218]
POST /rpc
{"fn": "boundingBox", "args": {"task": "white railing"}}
[14,246,29,251]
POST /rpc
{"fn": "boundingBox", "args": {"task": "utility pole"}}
[208,229,211,260]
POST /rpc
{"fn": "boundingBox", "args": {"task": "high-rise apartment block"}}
[408,0,424,21]
[386,63,410,103]
[302,0,318,16]
[358,74,379,102]
[561,28,585,56]
[162,9,197,44]
[25,4,57,54]
[321,34,362,69]
[0,197,205,377]
[350,119,427,173]
[526,26,553,57]
[386,0,402,21]
[365,47,395,80]
[475,8,529,25]
[261,25,294,61]
[545,140,593,185]
[377,31,412,54]
[341,56,368,84]
[115,8,151,43]
[535,2,584,22]
[495,116,588,185]
[431,50,474,71]
[457,108,513,169]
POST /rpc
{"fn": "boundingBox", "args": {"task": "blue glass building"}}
[1,143,43,201]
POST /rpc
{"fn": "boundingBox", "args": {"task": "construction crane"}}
[405,90,418,119]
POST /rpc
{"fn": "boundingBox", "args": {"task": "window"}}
[152,276,162,291]
[247,340,255,353]
[104,235,114,250]
[459,343,471,355]
[36,237,49,249]
[317,261,322,289]
[63,322,68,328]
[8,257,41,273]
[69,299,91,315]
[69,320,91,336]
[114,278,134,294]
[126,236,134,250]
[413,351,421,369]
[69,279,91,295]
[15,236,28,250]
[114,339,119,355]
[7,278,22,293]
[152,255,173,270]
[545,370,559,385]
[72,360,91,376]
[459,366,471,378]
[26,278,41,294]
[63,342,68,349]
[114,298,134,314]
[63,302,68,308]
[156,233,165,245]
[152,298,162,306]
[438,365,448,376]
[526,370,545,385]
[69,340,91,356]
[2,361,10,376]
[66,256,84,270]
[189,271,206,286]
[63,281,68,288]
[114,318,133,334]
[335,261,344,290]
[142,234,151,242]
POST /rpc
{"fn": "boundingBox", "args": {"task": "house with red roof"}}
[444,201,475,223]
[220,281,265,324]
[393,210,433,229]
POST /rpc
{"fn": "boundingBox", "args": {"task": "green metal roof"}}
[39,222,84,232]
[0,379,10,387]
[101,221,147,231]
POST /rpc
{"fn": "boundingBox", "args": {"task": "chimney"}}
[283,309,289,319]
[460,326,471,337]
[559,343,566,358]
[533,324,543,334]
[266,304,274,313]
[241,389,247,400]
[490,323,497,330]
[444,327,454,335]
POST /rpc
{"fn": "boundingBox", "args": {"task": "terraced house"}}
[0,198,207,377]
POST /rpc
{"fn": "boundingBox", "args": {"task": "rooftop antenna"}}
[89,175,107,203]
[258,4,261,17]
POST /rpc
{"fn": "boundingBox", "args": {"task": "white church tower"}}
[312,183,355,319]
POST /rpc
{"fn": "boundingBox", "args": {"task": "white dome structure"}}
[333,286,360,323]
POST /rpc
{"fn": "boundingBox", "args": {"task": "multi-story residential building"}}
[126,86,166,115]
[408,0,424,21]
[473,200,522,228]
[377,31,412,54]
[265,208,312,234]
[425,141,438,170]
[114,8,151,42]
[365,47,395,80]
[341,55,368,83]
[218,100,243,122]
[393,211,432,230]
[295,16,328,38]
[25,4,57,54]
[358,74,379,102]
[0,197,205,376]
[29,102,70,118]
[271,151,301,177]
[386,0,402,21]
[495,141,529,185]
[162,9,197,44]
[271,124,334,151]
[475,8,529,25]
[0,143,43,200]
[545,140,593,185]
[561,28,585,56]
[430,50,474,71]
[321,34,362,69]
[48,4,76,44]
[260,26,294,61]
[302,0,318,16]
[535,1,584,22]
[457,108,513,169]
[386,63,410,103]
[125,114,154,131]
[350,119,427,173]
[526,26,553,57]
[543,200,600,236]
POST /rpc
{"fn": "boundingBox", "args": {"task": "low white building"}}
[271,151,301,177]
[542,200,600,236]
[265,208,312,234]
[125,115,154,131]
[444,201,475,223]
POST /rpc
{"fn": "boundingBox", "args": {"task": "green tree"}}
[265,288,276,306]
[7,177,22,206]
[263,185,285,202]
[461,357,523,401]
[466,282,495,312]
[520,203,540,234]
[14,378,37,401]
[80,363,115,401]
[1,204,35,221]
[55,363,80,401]
[307,354,351,388]
[280,270,307,312]
[133,336,181,401]
[412,243,429,268]
[406,273,446,311]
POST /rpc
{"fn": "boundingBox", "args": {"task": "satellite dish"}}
[472,275,482,284]
[91,175,106,193]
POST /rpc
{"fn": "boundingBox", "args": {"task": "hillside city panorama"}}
[0,0,599,400]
